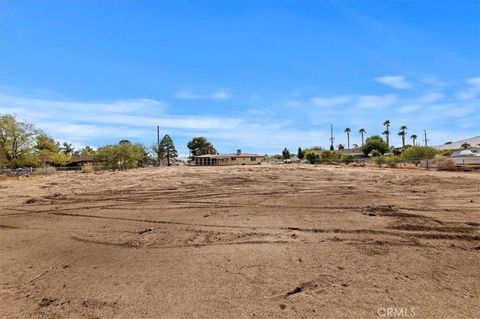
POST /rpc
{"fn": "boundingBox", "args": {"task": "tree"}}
[362,135,389,156]
[383,120,391,147]
[352,143,359,149]
[35,134,60,155]
[344,128,351,149]
[78,146,96,155]
[461,142,471,149]
[0,114,40,168]
[61,142,74,155]
[410,134,418,146]
[337,144,345,150]
[297,147,304,159]
[153,134,177,166]
[94,141,147,170]
[52,152,71,166]
[35,133,61,166]
[398,125,407,148]
[359,128,366,146]
[282,147,290,159]
[187,137,217,156]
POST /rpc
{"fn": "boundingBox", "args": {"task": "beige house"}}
[193,150,264,166]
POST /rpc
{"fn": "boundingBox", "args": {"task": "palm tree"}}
[382,130,389,145]
[344,128,351,149]
[359,128,366,146]
[61,142,74,155]
[410,134,417,146]
[398,125,407,148]
[383,120,391,147]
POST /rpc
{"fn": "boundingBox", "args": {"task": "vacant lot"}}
[0,165,479,318]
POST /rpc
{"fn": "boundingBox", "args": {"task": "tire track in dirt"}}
[50,212,480,243]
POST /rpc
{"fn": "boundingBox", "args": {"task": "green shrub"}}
[383,155,400,168]
[342,154,355,164]
[437,149,453,157]
[371,149,382,157]
[320,150,342,160]
[401,146,437,160]
[304,150,320,164]
[374,156,385,167]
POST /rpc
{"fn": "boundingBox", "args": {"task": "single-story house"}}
[340,148,365,158]
[193,150,264,166]
[67,155,94,167]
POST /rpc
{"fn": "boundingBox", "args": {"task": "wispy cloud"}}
[375,75,412,89]
[356,94,397,108]
[175,89,233,101]
[456,77,480,100]
[1,75,478,153]
[0,93,242,146]
[417,92,445,104]
[310,95,351,107]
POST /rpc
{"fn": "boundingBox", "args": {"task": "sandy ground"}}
[0,164,479,319]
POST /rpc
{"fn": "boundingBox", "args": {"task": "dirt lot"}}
[0,165,479,318]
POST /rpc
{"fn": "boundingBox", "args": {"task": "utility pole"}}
[423,129,429,147]
[329,124,335,150]
[156,126,160,166]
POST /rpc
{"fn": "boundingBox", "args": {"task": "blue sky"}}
[0,0,479,155]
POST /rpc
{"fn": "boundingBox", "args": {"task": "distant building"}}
[451,148,480,158]
[193,150,264,166]
[67,155,94,167]
[340,148,364,158]
[435,136,480,150]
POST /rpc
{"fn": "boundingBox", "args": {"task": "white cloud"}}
[0,93,242,145]
[396,104,420,114]
[210,91,233,101]
[310,95,351,107]
[375,75,412,89]
[356,94,397,108]
[417,92,445,104]
[284,100,302,107]
[421,76,447,88]
[456,77,480,100]
[174,90,201,99]
[0,94,167,114]
[175,89,233,101]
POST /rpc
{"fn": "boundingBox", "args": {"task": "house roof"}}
[435,136,480,150]
[70,155,94,163]
[451,148,480,157]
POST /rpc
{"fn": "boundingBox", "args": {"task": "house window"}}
[231,157,236,160]
[250,157,256,161]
